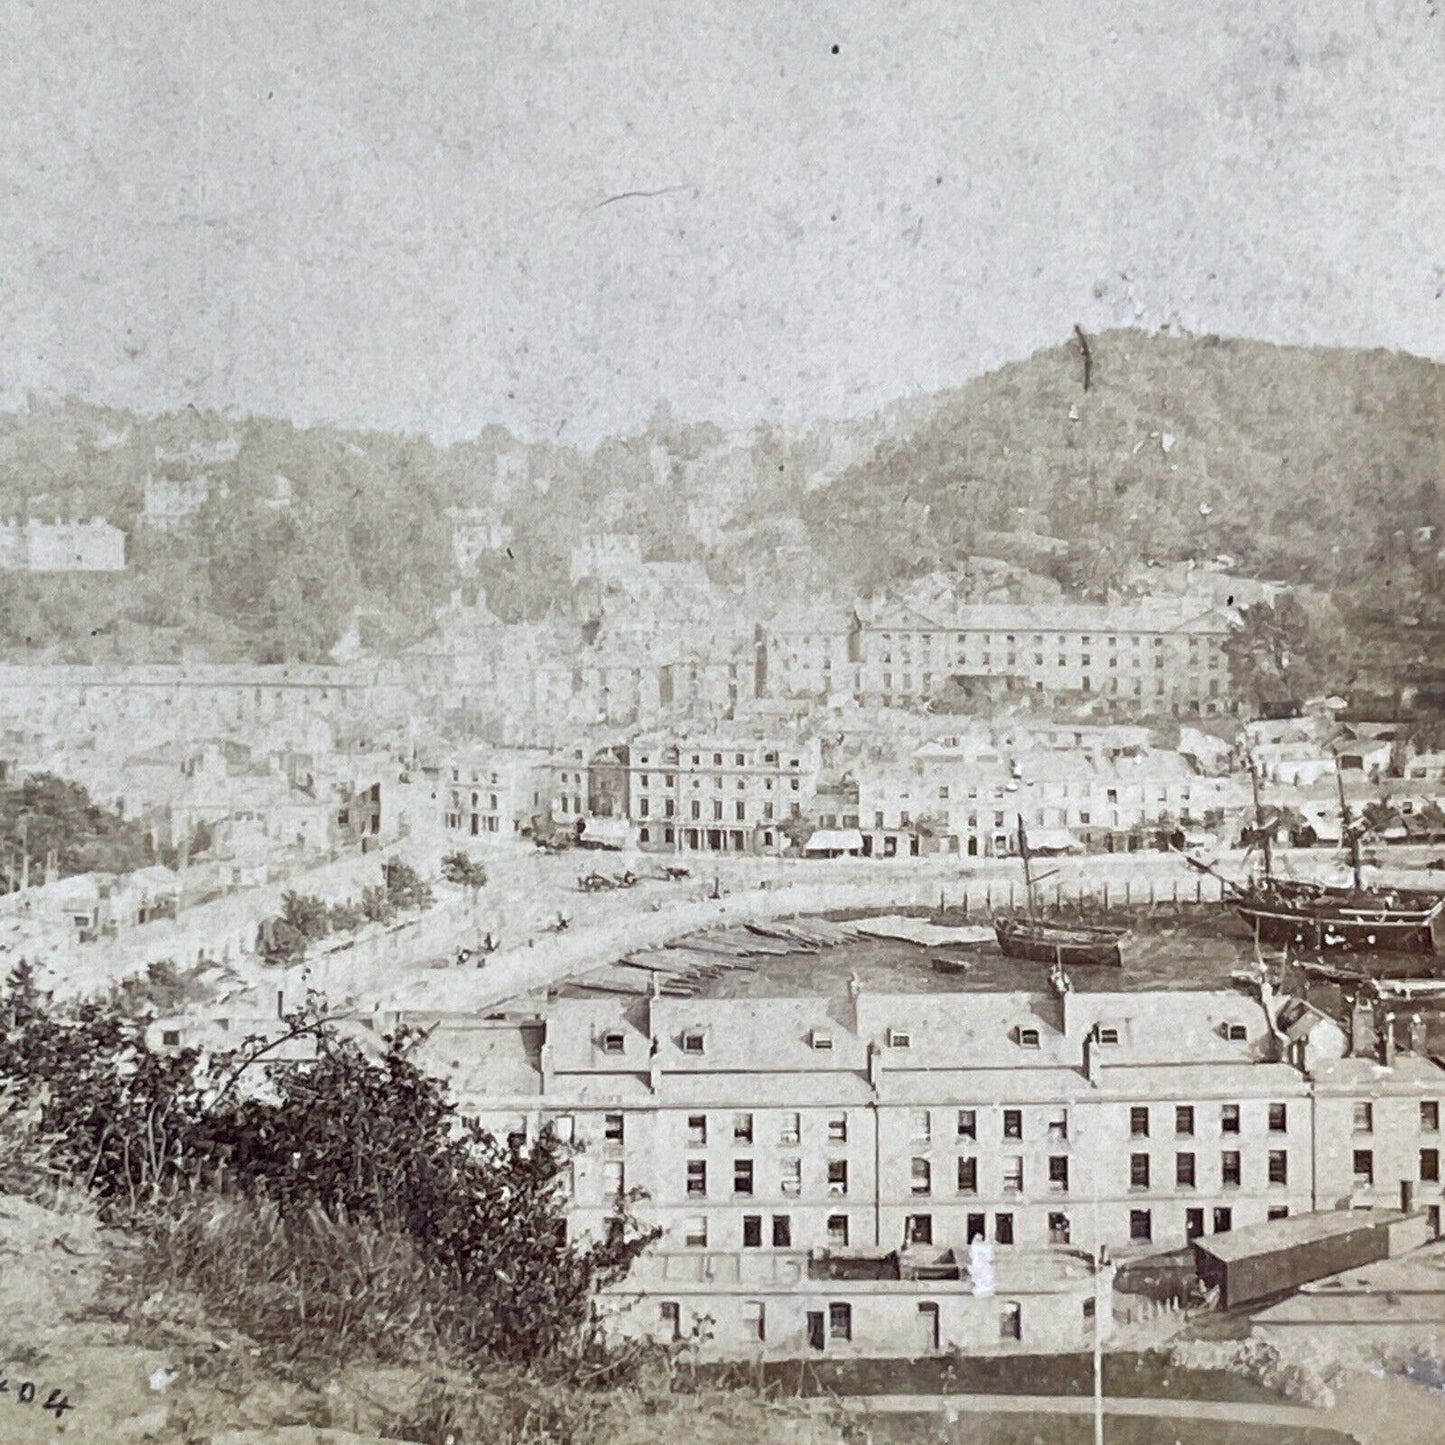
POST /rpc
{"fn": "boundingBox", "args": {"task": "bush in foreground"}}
[0,961,656,1376]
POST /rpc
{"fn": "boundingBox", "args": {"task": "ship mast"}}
[1249,758,1273,887]
[1335,760,1364,894]
[1017,814,1037,918]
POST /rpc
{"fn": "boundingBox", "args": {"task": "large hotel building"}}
[385,977,1445,1357]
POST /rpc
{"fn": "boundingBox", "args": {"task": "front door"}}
[917,1302,940,1353]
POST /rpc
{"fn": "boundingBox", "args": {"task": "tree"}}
[383,857,434,912]
[1222,596,1328,714]
[441,851,488,903]
[0,773,155,882]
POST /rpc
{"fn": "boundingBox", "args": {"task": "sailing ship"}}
[993,817,1127,967]
[1229,762,1444,957]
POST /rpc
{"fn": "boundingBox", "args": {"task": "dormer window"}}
[1018,1027,1041,1049]
[1096,1027,1120,1046]
[681,1030,706,1055]
[1225,1023,1248,1042]
[811,1030,834,1051]
[888,1028,912,1049]
[601,1031,626,1055]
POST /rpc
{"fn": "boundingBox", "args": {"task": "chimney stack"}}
[847,972,863,1035]
[1349,997,1376,1058]
[1410,1013,1428,1055]
[1382,1013,1397,1069]
[1084,1031,1100,1087]
[1402,1179,1417,1215]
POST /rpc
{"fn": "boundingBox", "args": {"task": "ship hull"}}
[994,917,1125,968]
[1236,900,1441,956]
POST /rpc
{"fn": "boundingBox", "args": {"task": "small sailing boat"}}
[993,817,1127,967]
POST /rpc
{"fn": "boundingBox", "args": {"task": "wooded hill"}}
[0,329,1439,666]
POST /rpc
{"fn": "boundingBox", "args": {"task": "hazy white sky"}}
[1,0,1441,444]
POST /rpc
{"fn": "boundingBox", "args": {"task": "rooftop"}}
[1193,1207,1410,1265]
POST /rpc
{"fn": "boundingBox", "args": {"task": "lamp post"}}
[1092,1245,1107,1445]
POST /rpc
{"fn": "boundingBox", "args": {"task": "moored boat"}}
[993,816,1128,967]
[930,954,972,976]
[1223,760,1444,958]
[993,915,1126,967]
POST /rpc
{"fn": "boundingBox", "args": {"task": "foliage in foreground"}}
[0,960,655,1369]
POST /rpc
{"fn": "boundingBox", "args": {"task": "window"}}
[604,1112,624,1143]
[687,1115,707,1147]
[827,1214,850,1247]
[1222,1151,1241,1188]
[660,1301,681,1340]
[1130,1106,1150,1138]
[1422,1148,1440,1183]
[1048,1156,1069,1192]
[686,1160,707,1197]
[1018,1028,1040,1049]
[1175,1106,1195,1137]
[889,1028,912,1049]
[911,1158,932,1195]
[602,1161,624,1197]
[742,1299,766,1343]
[995,1213,1015,1245]
[1130,1209,1152,1243]
[733,1113,754,1144]
[1048,1110,1068,1142]
[780,1158,802,1195]
[1221,1103,1240,1134]
[1097,1027,1120,1046]
[828,1113,848,1143]
[1353,1149,1374,1186]
[999,1301,1022,1341]
[811,1030,834,1051]
[958,1157,979,1193]
[772,1214,792,1247]
[828,1160,849,1195]
[828,1302,852,1341]
[911,1110,932,1143]
[957,1109,977,1141]
[162,1030,181,1047]
[1130,1154,1151,1190]
[780,1112,801,1145]
[1213,1207,1233,1233]
[1423,1102,1441,1132]
[1003,1109,1023,1140]
[601,1031,625,1055]
[733,1160,754,1196]
[905,1213,934,1246]
[742,1214,762,1248]
[1176,1152,1196,1189]
[683,1216,708,1247]
[1268,1150,1288,1186]
[1003,1156,1024,1193]
[1226,1023,1248,1042]
[1268,1103,1288,1133]
[1354,1102,1374,1134]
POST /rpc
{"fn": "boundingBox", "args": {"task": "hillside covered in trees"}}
[0,329,1440,667]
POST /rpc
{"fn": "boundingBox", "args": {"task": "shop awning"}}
[804,828,865,853]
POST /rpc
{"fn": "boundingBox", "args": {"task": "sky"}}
[0,0,1441,445]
